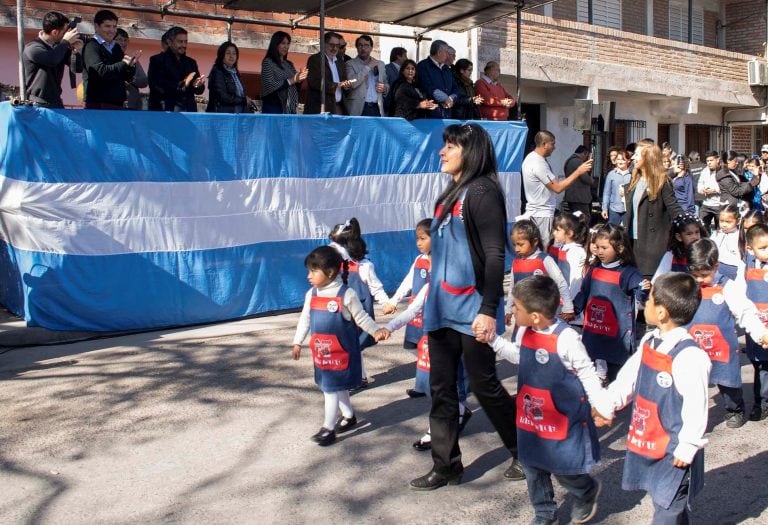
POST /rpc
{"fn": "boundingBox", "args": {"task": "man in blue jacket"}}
[416,40,460,119]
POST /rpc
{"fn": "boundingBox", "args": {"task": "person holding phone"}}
[563,145,594,225]
[22,11,84,108]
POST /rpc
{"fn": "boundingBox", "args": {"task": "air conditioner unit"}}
[748,60,768,86]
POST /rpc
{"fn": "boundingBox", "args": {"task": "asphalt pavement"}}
[1,308,767,524]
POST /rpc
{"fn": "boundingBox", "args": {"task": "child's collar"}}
[601,260,621,269]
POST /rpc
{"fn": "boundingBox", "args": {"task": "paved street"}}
[1,310,767,524]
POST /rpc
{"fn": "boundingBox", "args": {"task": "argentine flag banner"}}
[0,103,526,331]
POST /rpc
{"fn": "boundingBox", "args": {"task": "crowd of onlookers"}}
[20,10,516,119]
[600,142,768,230]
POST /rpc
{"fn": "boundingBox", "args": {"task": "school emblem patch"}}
[535,348,550,364]
[326,299,339,313]
[656,371,673,388]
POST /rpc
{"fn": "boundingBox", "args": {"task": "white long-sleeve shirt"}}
[606,327,711,464]
[491,321,613,418]
[292,276,380,345]
[716,276,768,341]
[560,242,586,299]
[697,167,721,208]
[506,250,574,314]
[712,229,745,276]
[386,254,429,307]
[385,285,427,333]
[652,250,676,284]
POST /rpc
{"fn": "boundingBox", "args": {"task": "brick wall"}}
[479,14,755,82]
[622,0,646,36]
[553,0,578,21]
[725,0,766,56]
[654,0,670,39]
[730,126,753,153]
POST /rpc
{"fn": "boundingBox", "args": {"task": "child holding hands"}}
[491,275,612,525]
[292,246,388,446]
[594,273,710,524]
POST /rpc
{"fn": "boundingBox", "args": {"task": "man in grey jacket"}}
[22,11,83,108]
[344,34,388,117]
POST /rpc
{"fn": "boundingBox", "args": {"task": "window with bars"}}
[669,1,704,45]
[576,0,622,30]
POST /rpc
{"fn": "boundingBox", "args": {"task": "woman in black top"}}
[450,59,483,120]
[206,42,250,113]
[389,59,437,120]
[410,124,524,491]
[260,31,307,114]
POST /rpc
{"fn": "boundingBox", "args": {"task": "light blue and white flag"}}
[0,103,526,330]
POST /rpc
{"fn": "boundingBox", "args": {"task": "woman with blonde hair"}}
[623,142,684,277]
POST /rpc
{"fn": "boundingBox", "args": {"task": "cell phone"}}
[590,146,595,160]
[348,78,357,84]
[68,16,81,30]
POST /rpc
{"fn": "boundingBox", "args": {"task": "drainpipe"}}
[16,0,25,100]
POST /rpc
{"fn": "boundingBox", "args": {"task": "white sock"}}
[361,358,368,380]
[337,390,354,418]
[323,392,339,429]
[459,402,466,416]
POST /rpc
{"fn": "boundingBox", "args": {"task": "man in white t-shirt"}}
[521,130,593,247]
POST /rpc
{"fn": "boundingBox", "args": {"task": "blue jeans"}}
[608,210,625,227]
[652,470,690,524]
[523,464,598,521]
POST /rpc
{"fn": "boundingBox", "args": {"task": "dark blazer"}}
[416,57,460,119]
[148,48,204,112]
[391,81,427,120]
[82,38,134,106]
[623,179,684,277]
[205,64,248,113]
[304,52,347,114]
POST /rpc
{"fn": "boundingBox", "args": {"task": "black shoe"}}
[311,427,336,446]
[503,458,526,481]
[749,405,768,421]
[406,388,427,398]
[458,408,473,433]
[335,414,357,433]
[725,411,746,428]
[571,479,601,523]
[530,518,557,525]
[412,433,432,451]
[409,467,463,491]
[349,378,369,394]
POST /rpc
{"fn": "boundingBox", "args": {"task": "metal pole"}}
[688,0,693,43]
[17,0,25,100]
[516,3,522,120]
[319,0,326,114]
[588,0,593,25]
[226,22,232,42]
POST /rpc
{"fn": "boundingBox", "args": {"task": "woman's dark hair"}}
[387,59,419,117]
[739,209,765,258]
[435,123,502,224]
[215,41,238,69]
[592,223,636,266]
[511,220,543,251]
[686,238,719,272]
[554,211,588,246]
[266,30,292,65]
[667,213,708,258]
[329,217,368,260]
[304,246,343,283]
[451,59,473,83]
[416,218,432,236]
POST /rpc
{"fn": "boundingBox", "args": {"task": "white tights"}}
[323,391,354,430]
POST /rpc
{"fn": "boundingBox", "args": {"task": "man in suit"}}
[384,47,407,111]
[305,31,353,115]
[344,34,388,117]
[147,26,205,112]
[416,40,460,119]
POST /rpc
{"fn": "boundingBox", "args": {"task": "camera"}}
[67,16,81,30]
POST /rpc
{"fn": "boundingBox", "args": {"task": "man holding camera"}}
[22,11,83,108]
[344,34,388,117]
[82,9,140,109]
